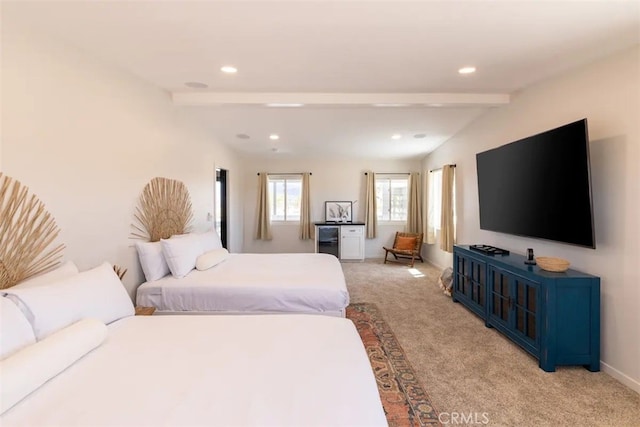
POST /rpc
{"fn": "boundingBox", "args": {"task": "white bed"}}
[2,262,384,426]
[136,253,350,317]
[1,314,386,427]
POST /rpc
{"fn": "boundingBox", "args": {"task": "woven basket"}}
[536,257,570,272]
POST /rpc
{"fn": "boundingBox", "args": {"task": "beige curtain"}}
[255,172,272,240]
[364,171,377,238]
[440,164,456,252]
[406,172,423,234]
[299,172,313,240]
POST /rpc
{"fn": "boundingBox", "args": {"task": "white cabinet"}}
[315,224,365,261]
[340,225,364,260]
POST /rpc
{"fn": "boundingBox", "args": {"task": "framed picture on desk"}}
[325,201,352,222]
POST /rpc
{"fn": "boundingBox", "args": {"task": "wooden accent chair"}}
[383,232,424,268]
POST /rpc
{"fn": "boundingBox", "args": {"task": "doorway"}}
[215,168,228,249]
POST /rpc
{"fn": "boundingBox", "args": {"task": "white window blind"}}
[429,169,443,230]
[268,175,302,222]
[375,175,409,221]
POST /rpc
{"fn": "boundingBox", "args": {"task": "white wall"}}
[241,157,422,257]
[422,46,640,392]
[1,26,244,298]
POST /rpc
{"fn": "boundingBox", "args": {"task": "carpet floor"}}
[342,259,640,427]
[347,303,440,426]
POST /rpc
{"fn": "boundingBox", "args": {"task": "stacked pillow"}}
[135,241,170,282]
[1,261,83,360]
[160,233,205,278]
[0,297,37,360]
[4,262,134,341]
[0,261,131,414]
[135,229,226,281]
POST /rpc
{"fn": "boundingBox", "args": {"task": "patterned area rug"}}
[347,303,441,427]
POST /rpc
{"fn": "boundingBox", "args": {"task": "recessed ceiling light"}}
[414,134,427,139]
[269,134,280,140]
[266,103,304,108]
[221,65,238,74]
[391,134,402,140]
[184,81,208,89]
[458,66,476,75]
[236,134,250,139]
[427,103,444,107]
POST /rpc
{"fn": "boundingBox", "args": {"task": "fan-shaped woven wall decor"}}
[0,173,65,289]
[113,264,127,281]
[131,177,193,242]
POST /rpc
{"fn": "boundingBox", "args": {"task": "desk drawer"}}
[341,226,363,236]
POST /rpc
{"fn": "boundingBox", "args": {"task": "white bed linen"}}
[1,315,387,427]
[136,253,349,315]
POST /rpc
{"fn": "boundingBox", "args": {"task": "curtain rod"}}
[257,172,312,175]
[429,164,457,173]
[364,172,411,176]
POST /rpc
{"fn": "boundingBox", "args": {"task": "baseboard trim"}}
[601,362,640,394]
[424,258,445,270]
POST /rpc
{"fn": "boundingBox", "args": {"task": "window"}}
[268,175,302,221]
[429,169,442,230]
[427,168,456,233]
[376,175,408,221]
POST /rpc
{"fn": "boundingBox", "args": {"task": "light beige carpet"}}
[342,259,640,427]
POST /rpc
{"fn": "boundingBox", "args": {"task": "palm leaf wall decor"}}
[0,173,65,289]
[131,177,193,242]
[113,264,127,281]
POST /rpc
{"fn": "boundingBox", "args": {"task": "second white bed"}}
[136,253,349,316]
[1,315,386,426]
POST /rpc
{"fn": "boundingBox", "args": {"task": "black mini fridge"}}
[317,225,339,258]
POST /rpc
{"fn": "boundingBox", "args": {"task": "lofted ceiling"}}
[4,0,639,159]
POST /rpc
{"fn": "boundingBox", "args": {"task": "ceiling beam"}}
[171,92,510,107]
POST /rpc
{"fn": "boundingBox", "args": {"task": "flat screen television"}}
[476,119,595,248]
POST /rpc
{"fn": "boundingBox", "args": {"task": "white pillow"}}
[199,230,223,252]
[5,262,134,341]
[135,241,170,282]
[12,261,79,289]
[161,234,203,278]
[0,318,107,414]
[0,297,36,360]
[196,248,229,271]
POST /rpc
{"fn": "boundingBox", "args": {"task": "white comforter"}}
[137,253,349,314]
[1,315,386,426]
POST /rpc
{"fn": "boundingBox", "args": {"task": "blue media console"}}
[452,245,600,372]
